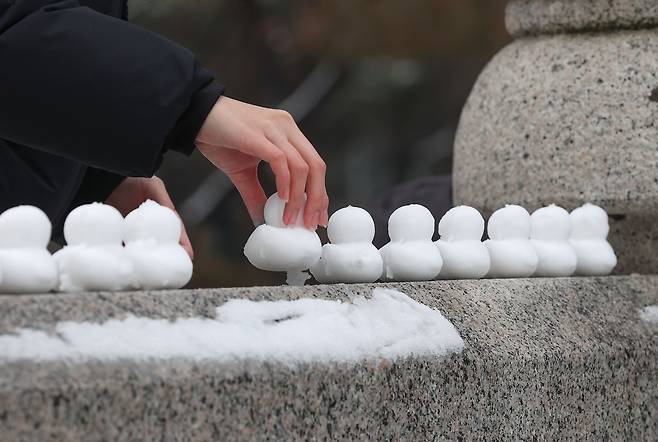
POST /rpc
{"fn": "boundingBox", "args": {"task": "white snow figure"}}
[379,204,443,281]
[569,203,617,276]
[124,200,193,290]
[435,206,490,279]
[54,203,132,292]
[0,206,57,293]
[485,205,538,278]
[530,205,578,277]
[310,206,383,283]
[244,194,322,286]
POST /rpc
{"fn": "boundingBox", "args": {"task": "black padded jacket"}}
[0,0,224,236]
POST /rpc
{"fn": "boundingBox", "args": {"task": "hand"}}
[105,176,193,259]
[196,96,329,229]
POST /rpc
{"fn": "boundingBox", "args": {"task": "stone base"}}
[453,28,658,273]
[1,277,657,441]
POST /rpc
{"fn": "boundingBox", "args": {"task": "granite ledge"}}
[0,276,657,440]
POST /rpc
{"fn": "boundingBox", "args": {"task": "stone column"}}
[453,0,658,274]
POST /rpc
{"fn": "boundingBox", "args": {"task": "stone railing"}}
[1,276,657,440]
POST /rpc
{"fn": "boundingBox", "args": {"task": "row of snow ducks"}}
[0,201,192,293]
[244,195,617,285]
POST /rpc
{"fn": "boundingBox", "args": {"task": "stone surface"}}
[453,29,658,273]
[506,0,658,37]
[1,277,657,441]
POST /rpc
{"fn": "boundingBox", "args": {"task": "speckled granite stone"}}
[506,0,658,37]
[453,29,658,272]
[1,277,657,441]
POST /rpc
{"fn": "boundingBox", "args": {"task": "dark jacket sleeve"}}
[0,0,224,177]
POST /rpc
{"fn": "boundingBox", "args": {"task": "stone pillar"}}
[453,0,658,274]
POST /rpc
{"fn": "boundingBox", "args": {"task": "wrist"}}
[166,81,225,156]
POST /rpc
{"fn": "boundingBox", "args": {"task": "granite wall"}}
[1,277,657,440]
[453,0,658,274]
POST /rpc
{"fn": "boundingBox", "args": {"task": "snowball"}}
[54,245,133,292]
[0,249,57,293]
[438,206,484,241]
[58,203,133,292]
[530,205,577,277]
[569,203,616,276]
[531,241,577,277]
[0,289,464,364]
[244,194,322,284]
[0,205,51,248]
[380,242,442,281]
[380,204,441,281]
[486,205,537,278]
[434,206,489,279]
[264,193,304,228]
[436,240,490,279]
[244,225,321,272]
[530,204,571,241]
[125,242,192,290]
[388,204,435,242]
[310,243,383,284]
[485,239,538,278]
[570,239,617,276]
[487,205,531,240]
[311,206,381,284]
[327,206,375,244]
[570,203,610,239]
[64,203,124,246]
[125,200,181,244]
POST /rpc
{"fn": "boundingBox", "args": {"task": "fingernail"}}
[278,189,289,202]
[311,211,321,229]
[320,211,329,227]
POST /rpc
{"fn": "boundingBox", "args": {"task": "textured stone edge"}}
[0,276,657,440]
[506,0,658,37]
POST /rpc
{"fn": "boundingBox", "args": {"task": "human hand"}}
[195,97,329,229]
[105,176,193,259]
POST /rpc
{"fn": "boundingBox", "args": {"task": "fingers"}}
[229,167,267,225]
[179,227,194,261]
[286,129,329,228]
[265,131,309,226]
[144,177,194,260]
[250,137,291,203]
[282,147,308,226]
[197,99,329,230]
[264,111,328,229]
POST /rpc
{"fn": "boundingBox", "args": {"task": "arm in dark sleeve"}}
[0,0,223,177]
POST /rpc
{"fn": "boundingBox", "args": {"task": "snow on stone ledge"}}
[640,305,658,323]
[0,289,464,364]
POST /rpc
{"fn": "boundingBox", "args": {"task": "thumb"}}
[229,167,267,226]
[144,177,194,260]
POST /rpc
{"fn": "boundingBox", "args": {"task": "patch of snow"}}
[639,305,658,323]
[0,289,464,364]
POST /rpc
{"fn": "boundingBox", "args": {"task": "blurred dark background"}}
[130,0,510,287]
